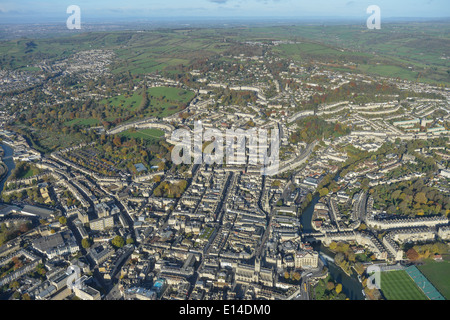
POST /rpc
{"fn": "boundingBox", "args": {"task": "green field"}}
[101,86,195,119]
[418,260,450,299]
[148,86,194,103]
[64,118,101,127]
[119,128,165,142]
[1,24,448,84]
[101,91,144,111]
[20,168,39,179]
[380,270,428,300]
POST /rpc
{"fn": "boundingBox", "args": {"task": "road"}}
[354,191,368,222]
[293,259,326,300]
[328,197,340,231]
[277,140,318,175]
[214,172,235,223]
[66,216,111,296]
[188,171,235,298]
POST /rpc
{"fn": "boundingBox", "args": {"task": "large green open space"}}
[380,270,428,300]
[418,260,450,300]
[1,23,448,84]
[119,128,165,142]
[101,86,195,119]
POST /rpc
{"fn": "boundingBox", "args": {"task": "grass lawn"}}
[20,167,39,179]
[418,260,450,300]
[380,270,428,300]
[102,86,195,119]
[119,128,165,142]
[148,86,194,103]
[101,91,144,112]
[64,118,101,127]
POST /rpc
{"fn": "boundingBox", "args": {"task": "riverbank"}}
[0,162,8,183]
[299,194,365,300]
[0,144,16,195]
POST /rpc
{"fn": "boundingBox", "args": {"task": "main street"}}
[277,140,319,175]
[354,191,368,222]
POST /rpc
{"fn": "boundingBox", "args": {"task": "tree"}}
[326,281,335,291]
[329,241,338,251]
[319,188,329,197]
[81,238,91,249]
[335,283,343,294]
[9,281,20,290]
[414,192,427,205]
[59,216,67,225]
[112,235,125,248]
[347,251,356,263]
[22,293,31,300]
[12,291,21,300]
[113,136,122,147]
[406,248,420,261]
[36,263,46,277]
[335,252,345,265]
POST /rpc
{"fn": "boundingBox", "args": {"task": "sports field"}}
[119,128,165,141]
[380,270,428,300]
[418,260,450,300]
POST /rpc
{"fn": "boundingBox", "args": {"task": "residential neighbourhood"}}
[0,12,449,303]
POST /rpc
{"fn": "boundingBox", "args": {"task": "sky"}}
[0,0,449,23]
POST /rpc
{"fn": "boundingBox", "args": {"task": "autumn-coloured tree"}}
[414,192,428,205]
[326,281,335,291]
[406,248,420,261]
[113,135,122,147]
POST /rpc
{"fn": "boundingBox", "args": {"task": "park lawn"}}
[418,260,450,300]
[380,270,428,300]
[146,86,195,118]
[101,86,194,118]
[14,165,40,179]
[36,129,87,152]
[101,91,144,111]
[357,64,419,82]
[119,128,165,142]
[148,86,195,103]
[64,118,101,127]
[20,167,39,179]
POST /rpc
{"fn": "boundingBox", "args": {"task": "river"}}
[300,194,365,300]
[0,143,16,194]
